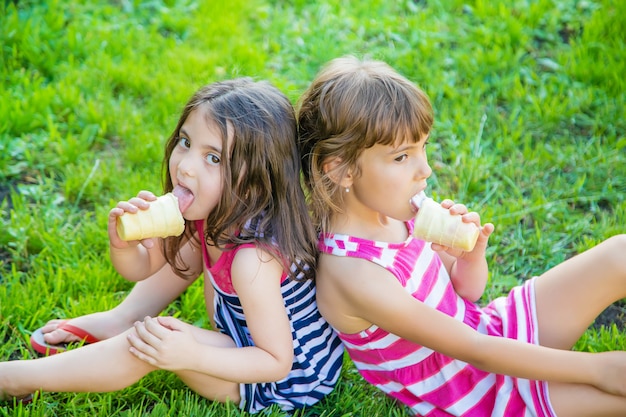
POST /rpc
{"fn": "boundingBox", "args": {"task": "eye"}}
[206,153,221,166]
[177,136,190,149]
[394,154,408,162]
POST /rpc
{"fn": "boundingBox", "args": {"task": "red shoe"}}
[30,321,100,356]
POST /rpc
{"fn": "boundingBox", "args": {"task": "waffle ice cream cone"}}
[412,193,479,252]
[116,193,185,241]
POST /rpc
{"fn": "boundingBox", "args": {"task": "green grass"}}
[1,0,624,415]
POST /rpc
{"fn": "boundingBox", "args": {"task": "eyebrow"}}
[179,127,190,139]
[179,127,223,154]
[390,143,417,153]
[390,134,430,152]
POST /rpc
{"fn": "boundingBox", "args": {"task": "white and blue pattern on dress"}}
[213,274,344,413]
[200,216,344,413]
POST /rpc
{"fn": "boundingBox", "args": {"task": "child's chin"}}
[181,211,200,222]
[185,209,212,222]
[392,213,414,223]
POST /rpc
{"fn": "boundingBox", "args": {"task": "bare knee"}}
[599,234,626,274]
[178,372,240,405]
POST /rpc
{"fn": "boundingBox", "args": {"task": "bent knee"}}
[601,234,626,270]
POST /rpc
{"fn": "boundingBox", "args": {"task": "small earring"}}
[345,187,350,193]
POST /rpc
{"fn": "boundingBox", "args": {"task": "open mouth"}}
[172,184,195,213]
[410,191,427,213]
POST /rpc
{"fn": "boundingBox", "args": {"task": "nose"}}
[416,154,432,180]
[175,153,195,178]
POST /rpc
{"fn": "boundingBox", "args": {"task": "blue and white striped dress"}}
[196,220,344,413]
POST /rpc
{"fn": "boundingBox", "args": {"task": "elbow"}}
[467,292,484,304]
[450,276,486,303]
[276,353,294,380]
[456,287,483,303]
[264,352,293,382]
[275,365,292,381]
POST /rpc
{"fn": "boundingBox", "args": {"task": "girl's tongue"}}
[172,185,195,213]
[410,191,427,213]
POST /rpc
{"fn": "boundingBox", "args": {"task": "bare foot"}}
[40,311,132,345]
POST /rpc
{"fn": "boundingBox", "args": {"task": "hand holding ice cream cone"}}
[411,192,480,252]
[109,186,193,247]
[116,193,185,241]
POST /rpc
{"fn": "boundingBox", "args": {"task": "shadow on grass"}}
[594,301,626,331]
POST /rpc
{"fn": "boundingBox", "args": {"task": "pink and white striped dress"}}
[318,220,557,417]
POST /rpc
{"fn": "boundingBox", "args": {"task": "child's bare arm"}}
[129,247,294,382]
[226,247,295,381]
[337,262,626,396]
[108,191,170,281]
[436,200,494,301]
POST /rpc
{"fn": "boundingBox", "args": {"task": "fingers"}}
[115,198,147,214]
[430,243,449,252]
[140,238,155,249]
[124,191,157,212]
[127,317,192,371]
[108,207,131,248]
[40,319,66,333]
[480,222,495,238]
[460,211,479,225]
[114,190,158,215]
[156,316,183,331]
[136,316,169,342]
[127,316,167,365]
[136,190,157,201]
[440,199,469,216]
[108,191,158,246]
[440,200,490,231]
[440,199,455,209]
[432,218,494,258]
[127,338,158,365]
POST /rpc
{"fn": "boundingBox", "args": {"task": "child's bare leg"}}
[1,330,155,397]
[2,326,240,404]
[42,263,196,345]
[549,381,626,417]
[172,324,240,403]
[533,234,626,349]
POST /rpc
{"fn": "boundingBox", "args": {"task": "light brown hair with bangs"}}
[297,56,434,234]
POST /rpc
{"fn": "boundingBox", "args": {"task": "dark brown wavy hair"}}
[162,78,317,280]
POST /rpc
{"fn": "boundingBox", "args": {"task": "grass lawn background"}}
[1,0,624,415]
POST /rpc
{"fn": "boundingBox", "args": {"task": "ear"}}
[322,157,353,188]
